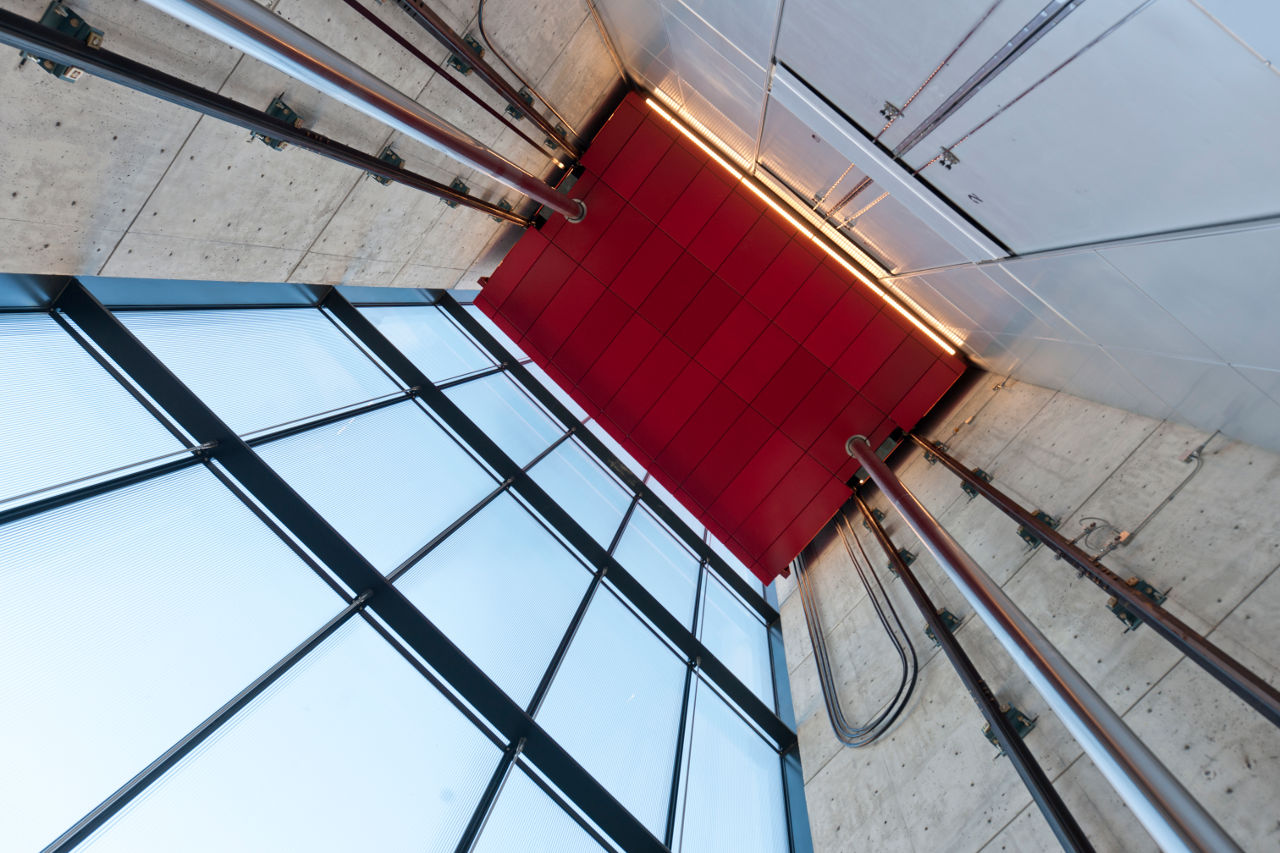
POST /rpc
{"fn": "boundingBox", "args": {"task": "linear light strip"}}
[645,97,960,357]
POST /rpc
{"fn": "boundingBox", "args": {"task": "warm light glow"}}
[644,97,959,357]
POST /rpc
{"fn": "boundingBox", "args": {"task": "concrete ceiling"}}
[589,0,1280,452]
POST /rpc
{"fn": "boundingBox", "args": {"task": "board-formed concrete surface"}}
[0,0,618,287]
[781,373,1280,852]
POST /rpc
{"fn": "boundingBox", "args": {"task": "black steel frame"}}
[3,274,806,853]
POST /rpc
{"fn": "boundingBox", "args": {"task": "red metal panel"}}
[752,345,825,428]
[632,363,717,453]
[684,405,772,508]
[631,141,704,225]
[746,238,823,317]
[609,338,689,433]
[638,252,712,332]
[579,97,644,173]
[577,314,661,410]
[557,179,625,263]
[781,372,857,450]
[776,262,849,343]
[478,98,966,581]
[725,324,797,403]
[582,202,655,283]
[891,358,963,428]
[498,243,575,331]
[695,300,770,377]
[861,335,935,414]
[535,266,605,347]
[656,382,747,482]
[554,290,631,385]
[668,275,738,357]
[687,188,762,272]
[804,287,878,363]
[611,228,683,310]
[601,118,675,199]
[659,165,734,246]
[833,310,909,388]
[716,214,791,294]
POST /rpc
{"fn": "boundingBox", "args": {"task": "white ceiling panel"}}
[909,0,1280,251]
[999,251,1219,359]
[670,0,782,66]
[663,7,767,161]
[758,100,866,207]
[1108,349,1280,452]
[845,193,969,273]
[1192,0,1280,67]
[774,0,1053,147]
[1096,222,1280,371]
[1059,347,1171,421]
[914,266,1054,338]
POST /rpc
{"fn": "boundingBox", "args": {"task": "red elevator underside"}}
[478,93,965,582]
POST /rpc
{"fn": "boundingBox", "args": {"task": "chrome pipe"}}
[138,0,586,222]
[846,436,1241,853]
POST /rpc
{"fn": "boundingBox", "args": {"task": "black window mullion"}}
[663,558,707,847]
[437,294,777,624]
[329,289,795,751]
[56,280,669,853]
[43,593,372,853]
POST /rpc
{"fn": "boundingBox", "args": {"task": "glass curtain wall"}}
[0,277,808,853]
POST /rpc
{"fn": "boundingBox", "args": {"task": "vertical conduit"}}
[846,435,1241,853]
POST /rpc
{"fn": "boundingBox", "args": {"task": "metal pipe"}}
[0,9,533,225]
[337,0,566,164]
[137,0,586,221]
[854,494,1094,853]
[907,434,1280,730]
[477,0,579,137]
[846,435,1241,853]
[391,0,582,158]
[580,0,630,87]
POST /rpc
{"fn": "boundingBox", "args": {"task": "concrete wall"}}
[0,0,618,288]
[778,374,1280,852]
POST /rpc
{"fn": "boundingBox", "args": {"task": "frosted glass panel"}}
[446,372,564,466]
[0,467,340,853]
[614,506,700,626]
[122,308,399,434]
[472,767,607,853]
[536,589,685,836]
[396,493,591,706]
[677,683,787,853]
[360,305,493,381]
[707,529,763,592]
[0,313,183,506]
[529,440,632,547]
[256,402,497,574]
[700,577,773,704]
[82,620,501,853]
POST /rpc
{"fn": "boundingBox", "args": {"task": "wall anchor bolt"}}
[21,1,103,82]
[861,507,886,531]
[543,122,567,150]
[923,441,949,465]
[960,468,992,500]
[1107,576,1170,633]
[939,146,960,170]
[924,608,962,647]
[249,94,303,150]
[879,101,903,121]
[505,88,534,121]
[491,198,514,223]
[446,34,485,75]
[983,702,1037,756]
[1017,510,1060,550]
[368,143,404,185]
[886,547,916,577]
[442,177,469,208]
